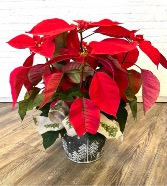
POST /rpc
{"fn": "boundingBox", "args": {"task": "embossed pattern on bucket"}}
[61,132,106,163]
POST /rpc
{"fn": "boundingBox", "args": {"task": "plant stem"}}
[121,52,128,64]
[50,65,55,73]
[79,31,84,52]
[124,62,142,70]
[83,33,95,39]
[46,57,54,73]
[79,31,84,95]
[80,63,85,95]
[121,37,133,64]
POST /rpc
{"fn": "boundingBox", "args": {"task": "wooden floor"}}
[0,103,167,185]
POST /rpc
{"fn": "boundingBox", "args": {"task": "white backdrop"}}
[1,0,167,102]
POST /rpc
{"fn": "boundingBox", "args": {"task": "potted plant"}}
[7,18,167,163]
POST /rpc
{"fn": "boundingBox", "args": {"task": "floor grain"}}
[0,103,167,185]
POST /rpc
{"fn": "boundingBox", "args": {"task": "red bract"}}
[95,25,137,38]
[61,30,86,63]
[74,18,120,30]
[139,40,161,67]
[24,77,33,92]
[42,66,52,82]
[90,19,120,27]
[113,48,139,69]
[10,66,30,108]
[39,72,63,109]
[89,39,138,55]
[44,54,76,66]
[130,34,144,42]
[69,98,100,136]
[62,30,81,57]
[61,77,74,91]
[67,30,80,53]
[27,18,75,35]
[28,64,45,86]
[159,53,167,69]
[89,72,120,117]
[23,53,35,67]
[7,34,35,49]
[98,56,128,100]
[29,36,55,58]
[98,56,115,76]
[7,34,55,58]
[141,69,160,113]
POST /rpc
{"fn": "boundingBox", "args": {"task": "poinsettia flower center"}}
[36,42,43,47]
[74,20,91,30]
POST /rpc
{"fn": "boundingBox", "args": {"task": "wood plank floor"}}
[0,103,167,185]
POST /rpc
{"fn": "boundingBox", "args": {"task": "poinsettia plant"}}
[7,18,167,149]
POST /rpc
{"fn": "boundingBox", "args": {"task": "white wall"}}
[1,0,167,102]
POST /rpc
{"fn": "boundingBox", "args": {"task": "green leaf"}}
[23,92,44,111]
[39,103,50,117]
[114,99,128,133]
[70,91,83,98]
[127,69,142,94]
[124,87,135,101]
[24,91,31,99]
[53,32,67,57]
[124,69,142,102]
[18,99,29,120]
[18,87,40,120]
[65,85,80,94]
[67,67,94,83]
[56,87,83,102]
[101,99,127,120]
[53,61,67,70]
[62,62,94,84]
[59,93,74,102]
[83,66,94,80]
[67,70,81,83]
[41,131,59,149]
[129,96,137,120]
[28,93,44,110]
[100,99,127,133]
[116,107,128,133]
[120,98,127,108]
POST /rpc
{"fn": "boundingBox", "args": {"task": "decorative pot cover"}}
[61,131,106,163]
